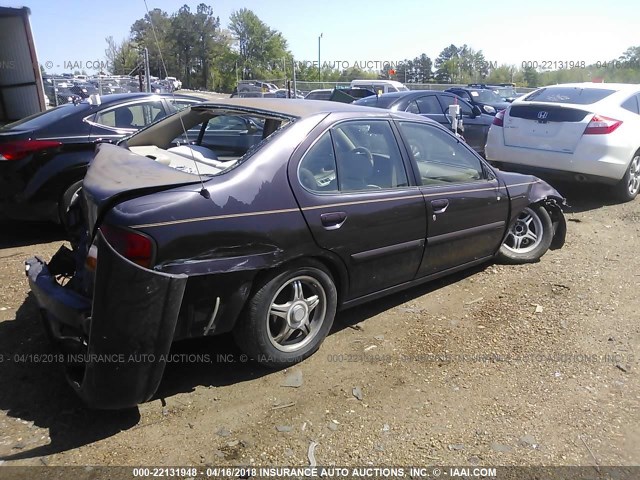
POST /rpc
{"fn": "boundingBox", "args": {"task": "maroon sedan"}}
[26,98,566,408]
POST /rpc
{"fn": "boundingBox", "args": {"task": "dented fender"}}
[501,172,567,250]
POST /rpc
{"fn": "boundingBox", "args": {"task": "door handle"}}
[431,199,449,214]
[320,211,347,230]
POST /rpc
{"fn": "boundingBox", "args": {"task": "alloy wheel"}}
[267,275,327,352]
[502,207,544,254]
[627,155,640,196]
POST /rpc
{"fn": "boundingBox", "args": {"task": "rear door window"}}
[415,96,442,114]
[299,120,409,192]
[437,95,473,116]
[94,101,165,129]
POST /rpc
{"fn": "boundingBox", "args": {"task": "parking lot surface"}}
[0,183,637,467]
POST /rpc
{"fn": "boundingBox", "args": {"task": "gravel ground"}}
[0,183,637,471]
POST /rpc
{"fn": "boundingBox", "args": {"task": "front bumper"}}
[26,231,188,409]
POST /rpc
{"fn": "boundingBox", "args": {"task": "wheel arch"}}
[504,197,566,252]
[248,252,349,308]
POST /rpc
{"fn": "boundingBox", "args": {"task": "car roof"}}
[80,92,205,105]
[193,98,397,118]
[447,86,477,92]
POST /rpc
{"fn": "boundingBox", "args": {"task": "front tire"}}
[233,260,337,368]
[613,151,640,202]
[497,205,553,264]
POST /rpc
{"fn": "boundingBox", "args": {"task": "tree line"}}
[103,4,640,92]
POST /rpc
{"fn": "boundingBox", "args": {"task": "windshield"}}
[470,90,503,103]
[494,87,518,99]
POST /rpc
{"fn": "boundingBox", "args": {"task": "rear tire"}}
[497,205,553,264]
[233,260,337,368]
[613,151,640,202]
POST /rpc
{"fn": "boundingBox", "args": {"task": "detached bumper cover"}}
[26,231,187,409]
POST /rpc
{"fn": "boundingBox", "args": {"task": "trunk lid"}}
[503,103,591,153]
[82,143,203,233]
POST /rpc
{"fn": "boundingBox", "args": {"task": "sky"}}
[12,0,640,76]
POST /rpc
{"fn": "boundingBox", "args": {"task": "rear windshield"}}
[524,87,616,105]
[1,104,82,130]
[471,90,503,103]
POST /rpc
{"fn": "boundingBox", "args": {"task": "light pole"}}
[318,33,323,83]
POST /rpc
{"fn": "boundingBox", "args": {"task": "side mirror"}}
[471,105,482,117]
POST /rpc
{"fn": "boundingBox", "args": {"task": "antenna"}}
[142,0,209,198]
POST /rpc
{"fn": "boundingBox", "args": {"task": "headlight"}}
[483,105,496,114]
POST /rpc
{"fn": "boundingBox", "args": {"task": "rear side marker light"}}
[584,115,622,135]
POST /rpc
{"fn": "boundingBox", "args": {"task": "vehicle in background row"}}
[350,79,408,94]
[485,83,640,201]
[0,93,205,226]
[305,87,376,103]
[445,86,510,115]
[354,90,493,156]
[275,89,305,99]
[69,83,99,99]
[26,98,566,408]
[304,89,333,101]
[466,83,521,103]
[165,76,182,90]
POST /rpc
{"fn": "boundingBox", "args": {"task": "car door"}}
[437,94,489,154]
[395,120,509,277]
[290,118,427,300]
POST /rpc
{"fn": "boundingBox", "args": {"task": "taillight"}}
[584,114,622,135]
[493,109,505,127]
[0,139,62,161]
[99,224,154,268]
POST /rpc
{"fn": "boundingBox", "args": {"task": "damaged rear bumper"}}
[26,231,187,409]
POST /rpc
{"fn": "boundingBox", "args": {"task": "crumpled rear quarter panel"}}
[71,231,187,409]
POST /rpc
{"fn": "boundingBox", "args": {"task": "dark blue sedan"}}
[354,90,494,156]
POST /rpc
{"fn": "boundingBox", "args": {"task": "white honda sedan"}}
[485,83,640,201]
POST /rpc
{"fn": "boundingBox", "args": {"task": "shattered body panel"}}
[498,170,567,250]
[27,232,187,409]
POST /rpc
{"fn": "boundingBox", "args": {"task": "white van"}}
[350,79,408,94]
